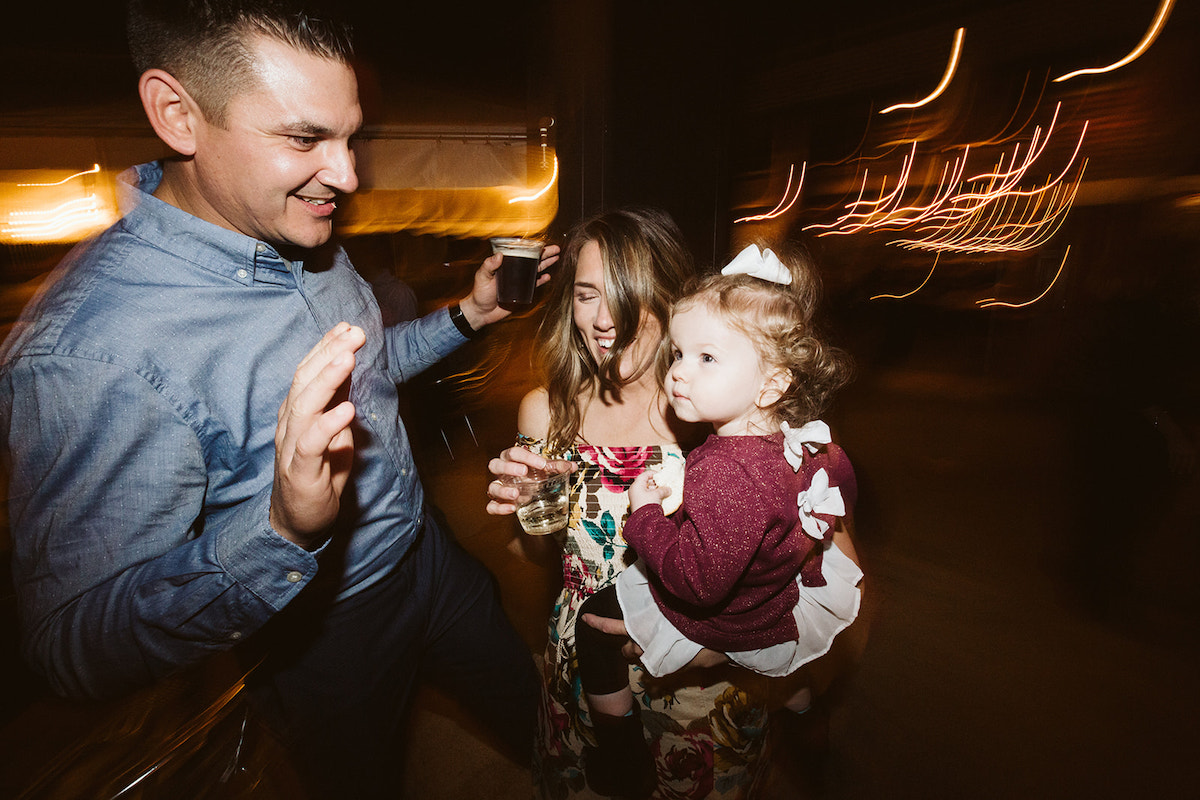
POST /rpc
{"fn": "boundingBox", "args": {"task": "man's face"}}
[188,35,362,251]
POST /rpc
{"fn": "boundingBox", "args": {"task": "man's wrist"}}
[449,303,482,339]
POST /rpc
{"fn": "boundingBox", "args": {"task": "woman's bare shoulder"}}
[518,387,551,440]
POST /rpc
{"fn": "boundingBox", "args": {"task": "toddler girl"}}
[576,242,863,797]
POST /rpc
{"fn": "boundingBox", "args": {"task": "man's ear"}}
[138,69,203,156]
[758,368,791,408]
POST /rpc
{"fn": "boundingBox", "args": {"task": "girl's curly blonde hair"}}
[668,240,852,428]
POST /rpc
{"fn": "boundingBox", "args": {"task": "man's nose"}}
[321,141,358,194]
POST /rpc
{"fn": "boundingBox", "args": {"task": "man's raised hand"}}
[270,323,365,549]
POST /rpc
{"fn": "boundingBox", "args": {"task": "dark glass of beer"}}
[490,237,544,305]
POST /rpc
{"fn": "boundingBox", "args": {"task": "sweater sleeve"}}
[622,452,774,608]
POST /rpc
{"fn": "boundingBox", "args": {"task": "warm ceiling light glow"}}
[976,246,1070,308]
[2,194,117,243]
[1053,0,1175,83]
[880,28,965,115]
[734,162,806,223]
[1,166,119,244]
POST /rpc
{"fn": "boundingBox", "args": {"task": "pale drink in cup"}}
[500,463,571,535]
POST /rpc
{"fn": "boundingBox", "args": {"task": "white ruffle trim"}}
[616,544,864,678]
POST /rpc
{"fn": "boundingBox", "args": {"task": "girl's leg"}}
[575,585,656,798]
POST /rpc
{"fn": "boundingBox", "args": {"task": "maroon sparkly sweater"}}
[622,432,856,652]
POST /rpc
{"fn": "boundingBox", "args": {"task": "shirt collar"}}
[117,161,294,285]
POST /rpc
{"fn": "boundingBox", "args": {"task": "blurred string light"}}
[1,165,118,244]
[975,246,1070,308]
[880,27,966,115]
[508,154,558,204]
[954,72,1048,150]
[734,162,805,223]
[806,103,1088,255]
[18,163,101,187]
[1053,0,1175,83]
[870,254,939,300]
[805,140,969,236]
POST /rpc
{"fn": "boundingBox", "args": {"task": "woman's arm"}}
[488,387,570,564]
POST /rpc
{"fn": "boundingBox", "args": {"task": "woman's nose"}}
[594,300,613,329]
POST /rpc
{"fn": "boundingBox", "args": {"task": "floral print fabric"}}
[525,438,770,800]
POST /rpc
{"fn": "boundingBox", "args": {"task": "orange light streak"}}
[870,255,939,300]
[508,154,558,203]
[17,163,102,187]
[808,103,1087,255]
[2,194,116,242]
[956,73,1048,150]
[976,246,1070,308]
[1054,0,1175,83]
[734,162,806,223]
[880,28,965,115]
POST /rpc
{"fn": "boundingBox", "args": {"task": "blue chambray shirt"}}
[0,162,468,699]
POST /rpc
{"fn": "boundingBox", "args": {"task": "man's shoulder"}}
[1,221,161,364]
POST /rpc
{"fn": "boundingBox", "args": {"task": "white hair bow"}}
[781,419,831,471]
[797,468,845,540]
[721,243,792,285]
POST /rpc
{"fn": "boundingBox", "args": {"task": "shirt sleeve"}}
[622,453,771,607]
[383,306,469,383]
[2,356,316,699]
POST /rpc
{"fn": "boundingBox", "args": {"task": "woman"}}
[487,208,773,799]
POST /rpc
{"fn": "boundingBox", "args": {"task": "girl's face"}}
[572,240,661,381]
[665,302,785,436]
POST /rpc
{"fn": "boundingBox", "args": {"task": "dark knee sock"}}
[576,584,631,696]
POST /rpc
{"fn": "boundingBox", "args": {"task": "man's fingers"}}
[290,399,356,477]
[579,613,628,637]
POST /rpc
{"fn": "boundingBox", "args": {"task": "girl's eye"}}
[701,353,715,363]
[670,349,682,361]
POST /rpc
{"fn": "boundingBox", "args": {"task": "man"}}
[0,1,551,795]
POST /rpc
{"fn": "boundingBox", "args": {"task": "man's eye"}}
[291,136,320,148]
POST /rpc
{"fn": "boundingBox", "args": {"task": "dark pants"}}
[242,513,539,798]
[575,583,633,696]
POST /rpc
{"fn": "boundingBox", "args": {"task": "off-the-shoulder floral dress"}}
[522,437,771,800]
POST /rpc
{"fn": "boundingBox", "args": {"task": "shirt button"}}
[229,631,243,641]
[256,243,267,253]
[237,268,248,279]
[286,570,303,583]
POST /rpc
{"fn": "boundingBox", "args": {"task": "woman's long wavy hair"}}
[536,207,694,453]
[671,239,853,429]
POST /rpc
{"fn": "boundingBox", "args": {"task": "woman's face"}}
[572,240,661,382]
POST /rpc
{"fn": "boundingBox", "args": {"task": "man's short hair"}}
[127,0,355,127]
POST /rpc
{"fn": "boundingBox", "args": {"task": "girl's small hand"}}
[628,469,670,512]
